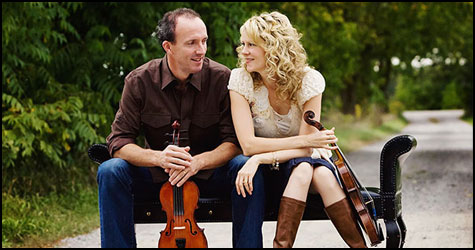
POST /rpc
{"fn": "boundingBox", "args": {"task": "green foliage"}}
[278,3,472,115]
[392,62,471,113]
[3,3,104,195]
[441,81,463,109]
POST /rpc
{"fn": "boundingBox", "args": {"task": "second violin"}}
[304,110,383,246]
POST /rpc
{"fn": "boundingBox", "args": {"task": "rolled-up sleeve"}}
[106,73,143,157]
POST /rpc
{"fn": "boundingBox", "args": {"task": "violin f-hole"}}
[185,219,198,235]
[165,219,175,236]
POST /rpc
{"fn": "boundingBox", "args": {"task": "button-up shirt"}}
[106,55,239,182]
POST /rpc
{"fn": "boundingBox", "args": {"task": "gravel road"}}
[56,110,473,248]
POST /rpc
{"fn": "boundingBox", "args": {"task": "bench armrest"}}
[88,143,111,164]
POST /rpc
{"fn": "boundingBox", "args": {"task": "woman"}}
[228,12,366,248]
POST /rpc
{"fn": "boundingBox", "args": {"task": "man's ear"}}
[162,41,172,54]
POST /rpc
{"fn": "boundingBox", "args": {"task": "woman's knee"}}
[312,167,341,191]
[289,162,313,186]
[313,166,335,180]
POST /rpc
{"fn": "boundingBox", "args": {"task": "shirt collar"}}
[160,54,202,91]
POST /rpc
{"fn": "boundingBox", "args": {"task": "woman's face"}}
[240,32,266,75]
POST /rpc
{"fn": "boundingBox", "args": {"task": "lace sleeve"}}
[228,68,254,102]
[298,68,326,107]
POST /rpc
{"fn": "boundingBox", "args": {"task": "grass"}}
[324,112,408,153]
[462,116,473,125]
[2,112,408,248]
[2,187,99,248]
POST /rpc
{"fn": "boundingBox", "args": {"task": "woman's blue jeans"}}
[96,155,290,248]
[228,155,292,248]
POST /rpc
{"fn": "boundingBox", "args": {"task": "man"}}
[97,8,242,247]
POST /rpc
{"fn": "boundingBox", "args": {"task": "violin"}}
[158,120,208,248]
[304,110,382,246]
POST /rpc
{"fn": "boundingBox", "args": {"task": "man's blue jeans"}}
[97,155,289,248]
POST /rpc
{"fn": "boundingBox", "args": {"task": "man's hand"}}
[166,142,240,187]
[157,145,192,171]
[167,153,205,187]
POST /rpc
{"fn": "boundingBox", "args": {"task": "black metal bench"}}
[88,135,416,248]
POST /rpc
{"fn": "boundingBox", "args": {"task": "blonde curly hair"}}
[236,11,309,103]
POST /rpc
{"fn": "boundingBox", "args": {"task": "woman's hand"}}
[306,127,339,150]
[235,155,261,198]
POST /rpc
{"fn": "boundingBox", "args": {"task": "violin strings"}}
[336,144,375,205]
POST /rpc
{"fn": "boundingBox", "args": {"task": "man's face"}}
[167,16,208,76]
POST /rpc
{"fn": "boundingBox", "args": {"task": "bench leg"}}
[385,219,403,248]
[397,215,407,247]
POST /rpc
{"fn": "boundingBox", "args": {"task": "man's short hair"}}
[155,8,202,48]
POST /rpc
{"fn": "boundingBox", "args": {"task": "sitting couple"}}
[97,8,366,248]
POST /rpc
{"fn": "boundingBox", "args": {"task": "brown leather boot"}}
[324,198,367,248]
[273,196,306,248]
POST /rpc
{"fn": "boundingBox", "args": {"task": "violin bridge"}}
[173,226,186,230]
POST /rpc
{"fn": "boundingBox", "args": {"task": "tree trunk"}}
[341,76,356,114]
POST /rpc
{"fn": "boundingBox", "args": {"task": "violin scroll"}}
[303,110,325,130]
[172,120,181,130]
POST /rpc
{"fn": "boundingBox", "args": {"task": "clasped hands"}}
[161,145,199,187]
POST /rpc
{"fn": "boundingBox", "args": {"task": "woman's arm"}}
[245,94,337,164]
[230,90,337,156]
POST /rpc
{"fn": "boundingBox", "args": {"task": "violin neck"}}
[170,120,185,217]
[331,143,363,188]
[332,144,348,164]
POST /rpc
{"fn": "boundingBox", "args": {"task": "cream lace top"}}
[228,67,332,160]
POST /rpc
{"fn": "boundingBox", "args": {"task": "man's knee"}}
[227,154,250,177]
[229,154,250,168]
[97,158,131,183]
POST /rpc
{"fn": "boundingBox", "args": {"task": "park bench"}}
[88,134,416,248]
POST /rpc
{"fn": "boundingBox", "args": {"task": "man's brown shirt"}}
[106,55,239,182]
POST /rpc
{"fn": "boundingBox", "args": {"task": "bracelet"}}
[270,152,280,171]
